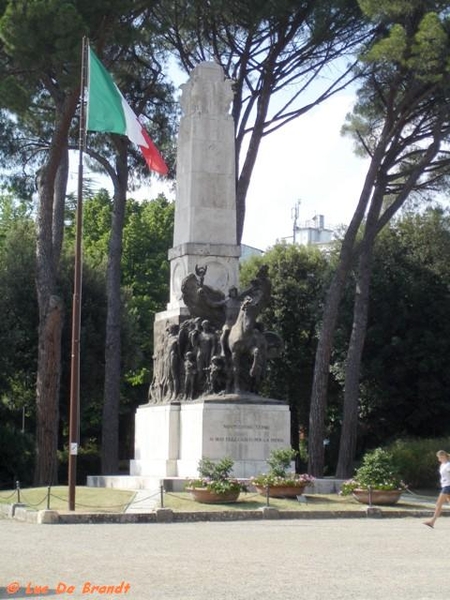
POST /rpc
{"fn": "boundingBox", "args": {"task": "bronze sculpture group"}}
[148,265,281,403]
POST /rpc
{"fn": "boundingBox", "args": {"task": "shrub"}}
[386,438,450,489]
[341,448,402,494]
[0,424,35,487]
[250,447,314,487]
[186,457,245,495]
[266,447,298,477]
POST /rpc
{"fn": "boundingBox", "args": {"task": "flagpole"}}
[68,36,88,511]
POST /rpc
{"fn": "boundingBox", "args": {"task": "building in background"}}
[294,214,334,246]
[240,243,264,262]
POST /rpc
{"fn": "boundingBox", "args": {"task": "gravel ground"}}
[0,515,445,600]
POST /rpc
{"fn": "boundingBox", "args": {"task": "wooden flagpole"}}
[68,36,88,511]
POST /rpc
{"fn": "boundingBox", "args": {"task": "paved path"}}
[124,488,161,513]
[0,514,446,600]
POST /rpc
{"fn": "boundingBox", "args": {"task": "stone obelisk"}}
[129,63,291,480]
[165,61,240,316]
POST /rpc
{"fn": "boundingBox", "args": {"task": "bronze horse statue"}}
[146,263,281,402]
[226,265,274,392]
[227,295,268,392]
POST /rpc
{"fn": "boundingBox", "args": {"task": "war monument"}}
[129,62,290,479]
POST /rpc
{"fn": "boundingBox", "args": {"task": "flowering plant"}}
[340,448,404,495]
[186,457,246,495]
[250,447,314,488]
[251,472,315,487]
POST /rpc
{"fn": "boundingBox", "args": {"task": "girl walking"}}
[424,450,450,528]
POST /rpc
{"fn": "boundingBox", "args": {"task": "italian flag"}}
[86,47,168,175]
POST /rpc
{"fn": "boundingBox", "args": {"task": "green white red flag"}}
[86,47,168,175]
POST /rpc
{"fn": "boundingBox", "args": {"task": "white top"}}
[439,461,450,487]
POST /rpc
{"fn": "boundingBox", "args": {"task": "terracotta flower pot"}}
[186,487,241,504]
[352,489,402,506]
[254,484,306,498]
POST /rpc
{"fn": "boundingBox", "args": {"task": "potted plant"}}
[250,447,314,498]
[340,448,405,505]
[185,457,245,503]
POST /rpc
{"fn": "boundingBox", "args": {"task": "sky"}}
[69,78,371,252]
[241,91,370,250]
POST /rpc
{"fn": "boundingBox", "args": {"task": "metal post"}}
[160,485,164,508]
[47,486,51,510]
[16,480,20,504]
[68,36,88,511]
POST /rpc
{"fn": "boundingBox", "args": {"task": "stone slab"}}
[87,475,163,491]
[86,476,345,495]
[130,397,291,479]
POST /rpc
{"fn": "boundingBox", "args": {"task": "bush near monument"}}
[340,448,404,495]
[251,447,314,490]
[186,457,246,497]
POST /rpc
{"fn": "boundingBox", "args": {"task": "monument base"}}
[130,394,291,479]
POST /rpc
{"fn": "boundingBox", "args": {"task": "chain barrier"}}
[48,492,131,512]
[402,487,436,502]
[2,482,273,512]
[0,489,17,501]
[19,490,50,508]
[125,490,160,505]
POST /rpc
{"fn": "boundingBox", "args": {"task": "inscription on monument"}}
[209,423,284,444]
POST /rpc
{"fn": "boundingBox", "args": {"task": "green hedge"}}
[385,438,450,489]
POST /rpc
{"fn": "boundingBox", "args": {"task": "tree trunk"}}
[334,134,440,477]
[34,157,67,485]
[335,244,373,478]
[308,141,388,476]
[235,98,271,245]
[335,182,386,478]
[307,267,352,476]
[33,93,77,485]
[35,294,64,484]
[101,143,128,474]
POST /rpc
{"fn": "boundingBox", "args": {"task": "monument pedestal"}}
[130,395,291,479]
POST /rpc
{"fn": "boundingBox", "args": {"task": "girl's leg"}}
[424,493,450,527]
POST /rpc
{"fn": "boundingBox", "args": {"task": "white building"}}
[295,214,333,246]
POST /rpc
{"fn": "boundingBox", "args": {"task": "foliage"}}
[356,209,450,446]
[310,0,450,476]
[386,437,450,489]
[341,448,403,494]
[0,188,174,476]
[186,457,245,495]
[150,0,367,240]
[0,1,177,180]
[0,199,38,437]
[0,0,177,483]
[78,190,174,394]
[251,447,314,488]
[240,243,335,443]
[0,424,35,487]
[266,447,298,477]
[57,440,101,486]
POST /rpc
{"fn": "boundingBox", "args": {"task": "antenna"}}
[291,200,300,244]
